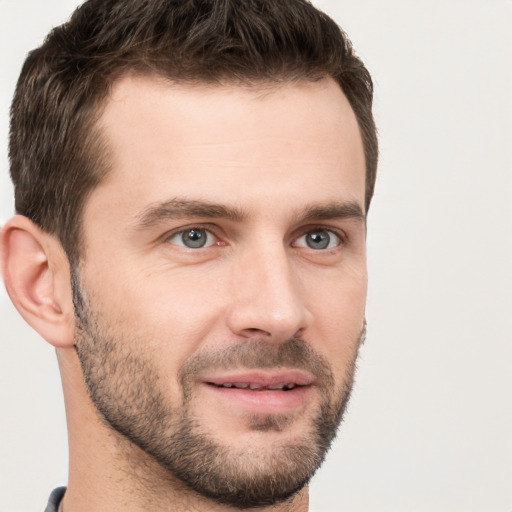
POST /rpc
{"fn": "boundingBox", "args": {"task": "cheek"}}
[306,259,367,320]
[305,267,366,372]
[82,262,228,361]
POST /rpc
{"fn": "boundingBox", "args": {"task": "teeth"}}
[218,382,298,390]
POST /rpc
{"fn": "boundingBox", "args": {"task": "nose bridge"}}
[227,237,308,341]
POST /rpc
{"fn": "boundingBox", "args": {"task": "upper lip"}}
[202,369,315,388]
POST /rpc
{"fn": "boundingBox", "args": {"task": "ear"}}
[0,215,75,347]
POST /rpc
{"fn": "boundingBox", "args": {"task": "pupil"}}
[307,231,330,250]
[183,229,206,248]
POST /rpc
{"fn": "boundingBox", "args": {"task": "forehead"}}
[87,75,365,224]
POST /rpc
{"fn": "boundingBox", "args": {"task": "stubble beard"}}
[72,272,363,509]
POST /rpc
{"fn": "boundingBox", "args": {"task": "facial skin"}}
[68,75,367,510]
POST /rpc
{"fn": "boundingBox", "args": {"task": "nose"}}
[226,240,311,342]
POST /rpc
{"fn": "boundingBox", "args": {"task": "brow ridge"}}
[134,198,248,229]
[298,201,365,223]
[133,197,365,231]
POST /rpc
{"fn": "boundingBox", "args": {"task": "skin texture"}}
[1,76,367,511]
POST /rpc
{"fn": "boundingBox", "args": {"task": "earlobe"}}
[0,215,75,348]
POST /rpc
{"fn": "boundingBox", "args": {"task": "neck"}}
[57,348,309,512]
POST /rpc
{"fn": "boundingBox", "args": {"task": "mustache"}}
[178,337,336,393]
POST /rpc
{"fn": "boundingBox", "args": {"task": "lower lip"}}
[201,383,312,414]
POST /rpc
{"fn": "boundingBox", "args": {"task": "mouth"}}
[207,382,300,391]
[200,370,315,414]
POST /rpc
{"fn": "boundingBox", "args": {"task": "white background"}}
[1,1,511,511]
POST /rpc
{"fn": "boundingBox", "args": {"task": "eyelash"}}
[164,224,347,251]
[165,224,221,249]
[292,227,344,250]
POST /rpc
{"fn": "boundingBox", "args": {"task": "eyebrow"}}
[297,201,365,224]
[133,198,248,229]
[132,197,365,231]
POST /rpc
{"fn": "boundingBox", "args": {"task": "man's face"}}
[74,75,367,507]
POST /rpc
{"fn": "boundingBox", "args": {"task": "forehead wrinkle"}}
[131,197,248,230]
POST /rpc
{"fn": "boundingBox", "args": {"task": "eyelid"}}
[160,223,347,249]
[163,224,222,248]
[291,225,347,249]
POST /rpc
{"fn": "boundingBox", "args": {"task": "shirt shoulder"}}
[44,487,66,512]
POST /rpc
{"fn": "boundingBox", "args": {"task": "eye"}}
[294,229,341,250]
[167,227,216,248]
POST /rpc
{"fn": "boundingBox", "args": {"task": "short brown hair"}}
[9,0,378,262]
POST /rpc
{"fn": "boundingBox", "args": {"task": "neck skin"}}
[57,348,309,512]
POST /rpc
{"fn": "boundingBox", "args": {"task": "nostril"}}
[244,327,271,336]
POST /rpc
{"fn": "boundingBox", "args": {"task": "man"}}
[0,0,377,510]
